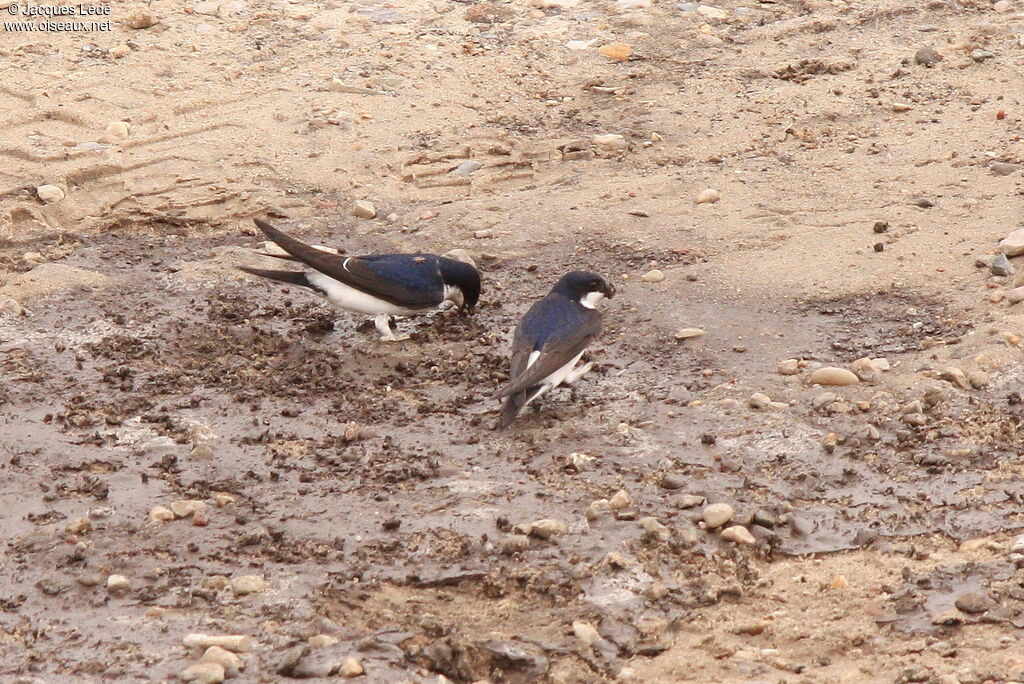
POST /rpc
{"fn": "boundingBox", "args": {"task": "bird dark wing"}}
[252,219,442,308]
[496,309,602,398]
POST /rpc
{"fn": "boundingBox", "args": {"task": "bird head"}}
[440,258,482,314]
[553,271,616,308]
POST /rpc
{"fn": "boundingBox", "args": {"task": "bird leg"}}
[374,314,409,342]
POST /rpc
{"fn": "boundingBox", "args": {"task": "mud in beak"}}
[604,281,616,299]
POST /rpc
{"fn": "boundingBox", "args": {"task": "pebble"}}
[697,4,728,18]
[955,591,995,614]
[747,393,771,409]
[450,160,482,177]
[991,253,1014,276]
[891,102,914,112]
[36,185,65,203]
[608,489,630,511]
[598,43,632,62]
[231,575,268,595]
[529,518,567,539]
[990,161,1021,176]
[352,200,377,219]
[105,121,130,140]
[572,621,601,645]
[702,503,734,528]
[586,499,612,520]
[127,10,157,28]
[939,367,971,389]
[659,473,687,490]
[777,359,800,375]
[903,412,927,426]
[640,269,664,283]
[339,657,363,678]
[811,392,837,410]
[673,494,705,508]
[171,500,207,518]
[308,634,339,648]
[443,249,477,267]
[966,370,989,389]
[914,46,943,66]
[593,133,627,151]
[0,297,23,316]
[106,575,130,593]
[720,525,756,545]
[695,188,720,204]
[1010,534,1024,553]
[994,0,1013,11]
[1007,287,1024,304]
[499,534,531,553]
[971,48,994,62]
[674,327,704,340]
[1000,229,1024,256]
[183,634,254,653]
[65,517,92,535]
[182,663,225,684]
[200,647,243,675]
[639,516,670,540]
[473,229,492,239]
[109,44,131,58]
[809,367,859,386]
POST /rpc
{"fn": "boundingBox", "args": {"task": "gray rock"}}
[659,473,687,490]
[955,591,995,614]
[971,49,994,62]
[991,254,1014,276]
[914,46,943,66]
[990,161,1021,176]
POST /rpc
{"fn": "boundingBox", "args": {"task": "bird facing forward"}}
[495,271,615,429]
[239,218,481,341]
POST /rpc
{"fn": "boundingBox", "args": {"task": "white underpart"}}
[263,241,341,257]
[520,349,587,409]
[443,284,464,308]
[580,291,605,309]
[307,270,416,316]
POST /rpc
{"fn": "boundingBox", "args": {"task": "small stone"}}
[529,518,567,539]
[36,185,65,203]
[65,517,92,535]
[1000,229,1024,256]
[873,221,890,233]
[572,621,601,645]
[640,269,664,283]
[106,575,130,593]
[991,253,1014,276]
[0,297,23,316]
[450,160,482,177]
[171,500,207,518]
[443,249,477,267]
[586,499,611,520]
[339,657,363,678]
[747,393,771,409]
[695,188,720,204]
[231,575,268,595]
[890,102,914,112]
[464,2,512,23]
[830,575,849,589]
[958,536,998,552]
[939,367,971,389]
[598,42,632,62]
[702,503,734,528]
[1009,534,1024,553]
[593,133,627,151]
[352,200,377,219]
[967,370,989,389]
[1007,287,1024,304]
[697,4,728,18]
[971,48,994,62]
[812,392,838,410]
[567,451,595,470]
[127,10,157,28]
[914,46,943,66]
[105,121,130,140]
[674,327,704,340]
[182,663,225,684]
[608,489,630,510]
[183,634,254,653]
[308,634,339,648]
[473,229,492,239]
[955,591,995,614]
[193,1,220,14]
[639,516,670,540]
[673,494,705,509]
[809,367,860,386]
[659,473,687,490]
[777,359,800,375]
[990,161,1021,176]
[201,646,243,675]
[903,413,927,426]
[191,444,215,460]
[109,44,131,59]
[720,525,756,545]
[994,0,1013,11]
[499,534,531,553]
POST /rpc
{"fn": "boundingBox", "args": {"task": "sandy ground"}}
[3,0,1024,681]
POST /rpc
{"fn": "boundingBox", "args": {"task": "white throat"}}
[443,284,464,307]
[580,291,604,309]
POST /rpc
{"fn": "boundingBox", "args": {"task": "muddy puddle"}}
[2,228,1024,681]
